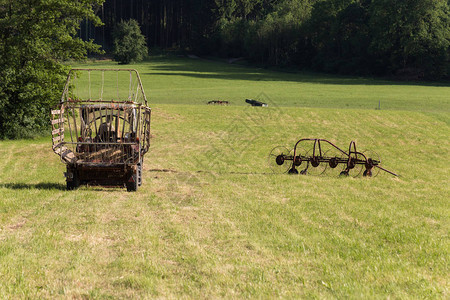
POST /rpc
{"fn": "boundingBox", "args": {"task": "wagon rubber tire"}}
[126,169,138,192]
[137,160,143,187]
[126,178,138,192]
[66,171,80,190]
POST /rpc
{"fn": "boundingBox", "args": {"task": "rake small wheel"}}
[363,169,372,177]
[300,169,308,175]
[362,150,382,177]
[347,157,356,169]
[346,154,364,177]
[365,158,374,169]
[288,168,299,175]
[340,170,349,177]
[303,148,327,176]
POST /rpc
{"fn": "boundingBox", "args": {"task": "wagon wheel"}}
[303,148,327,176]
[268,146,291,174]
[66,169,80,190]
[137,158,143,186]
[289,146,308,175]
[362,149,381,177]
[126,167,138,192]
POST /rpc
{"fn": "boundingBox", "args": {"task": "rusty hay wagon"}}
[51,69,151,191]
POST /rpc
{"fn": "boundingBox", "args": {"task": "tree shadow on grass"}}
[0,182,66,190]
[0,182,124,192]
[144,56,450,87]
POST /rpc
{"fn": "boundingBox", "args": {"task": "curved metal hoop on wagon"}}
[269,138,398,177]
[51,69,151,191]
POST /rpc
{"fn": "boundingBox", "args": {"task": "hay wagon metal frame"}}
[51,69,151,191]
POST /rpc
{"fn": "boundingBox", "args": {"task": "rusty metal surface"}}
[60,69,148,105]
[269,138,399,177]
[51,101,151,166]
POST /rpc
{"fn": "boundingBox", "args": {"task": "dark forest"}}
[84,0,450,79]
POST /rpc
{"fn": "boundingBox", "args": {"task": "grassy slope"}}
[0,56,449,298]
[75,56,449,112]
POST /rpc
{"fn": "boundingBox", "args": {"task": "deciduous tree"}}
[112,19,148,64]
[0,0,104,139]
[369,0,450,78]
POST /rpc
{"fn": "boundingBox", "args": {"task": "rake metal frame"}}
[276,138,398,177]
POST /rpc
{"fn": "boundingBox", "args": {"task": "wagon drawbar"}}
[51,69,151,191]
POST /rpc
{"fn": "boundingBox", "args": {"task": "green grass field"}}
[1,56,449,298]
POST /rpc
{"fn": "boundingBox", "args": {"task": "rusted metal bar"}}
[71,105,79,142]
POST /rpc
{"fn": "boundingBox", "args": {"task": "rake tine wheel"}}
[268,146,291,173]
[362,149,381,177]
[304,148,328,176]
[325,149,345,176]
[351,153,365,177]
[341,141,364,177]
[289,146,307,175]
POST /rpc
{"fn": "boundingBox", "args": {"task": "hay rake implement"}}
[268,139,398,177]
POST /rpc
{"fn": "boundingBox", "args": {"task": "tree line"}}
[94,0,449,79]
[0,0,448,139]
